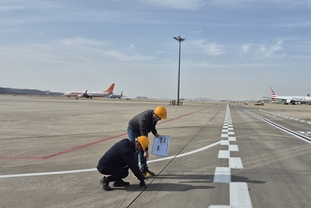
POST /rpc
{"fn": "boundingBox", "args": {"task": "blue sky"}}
[1,0,311,100]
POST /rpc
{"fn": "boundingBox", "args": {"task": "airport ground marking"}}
[0,141,220,179]
[0,133,127,160]
[246,110,311,144]
[0,105,217,160]
[259,109,311,125]
[0,105,220,178]
[210,105,253,208]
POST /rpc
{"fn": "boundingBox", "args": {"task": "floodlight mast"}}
[173,36,185,105]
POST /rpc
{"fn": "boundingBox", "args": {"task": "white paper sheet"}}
[151,135,170,157]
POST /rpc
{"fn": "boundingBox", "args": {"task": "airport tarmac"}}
[1,95,311,208]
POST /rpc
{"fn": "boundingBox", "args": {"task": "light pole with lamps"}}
[173,36,186,105]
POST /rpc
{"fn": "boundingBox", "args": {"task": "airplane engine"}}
[290,100,297,105]
[82,93,91,99]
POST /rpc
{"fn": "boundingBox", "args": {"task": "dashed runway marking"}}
[260,109,311,126]
[210,105,252,208]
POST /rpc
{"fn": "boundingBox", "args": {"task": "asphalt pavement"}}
[1,95,311,208]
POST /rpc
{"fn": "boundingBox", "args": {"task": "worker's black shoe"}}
[113,180,130,187]
[141,168,155,177]
[99,177,111,191]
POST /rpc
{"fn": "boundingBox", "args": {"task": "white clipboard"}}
[151,135,170,157]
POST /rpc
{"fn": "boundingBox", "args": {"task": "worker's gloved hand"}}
[139,180,146,188]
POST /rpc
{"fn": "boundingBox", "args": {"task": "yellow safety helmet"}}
[154,106,167,119]
[137,136,149,151]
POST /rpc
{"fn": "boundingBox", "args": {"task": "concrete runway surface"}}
[1,95,311,208]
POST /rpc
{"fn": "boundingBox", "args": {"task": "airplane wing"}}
[83,90,92,99]
[77,90,92,99]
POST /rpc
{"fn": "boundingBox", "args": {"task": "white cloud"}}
[0,0,62,13]
[280,21,311,28]
[242,43,253,53]
[62,38,112,47]
[132,0,311,12]
[1,0,311,100]
[134,0,206,10]
[207,43,226,56]
[101,50,155,62]
[257,40,283,58]
[192,39,225,56]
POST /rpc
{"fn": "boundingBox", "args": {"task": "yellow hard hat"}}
[137,136,149,151]
[154,106,167,119]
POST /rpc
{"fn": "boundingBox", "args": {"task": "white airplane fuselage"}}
[64,91,111,98]
[110,91,123,99]
[273,96,311,104]
[64,83,115,99]
[270,87,311,104]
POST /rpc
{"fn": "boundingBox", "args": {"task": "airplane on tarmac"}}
[269,87,311,105]
[64,83,115,99]
[110,91,123,99]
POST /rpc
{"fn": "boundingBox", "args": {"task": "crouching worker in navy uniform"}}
[96,136,149,191]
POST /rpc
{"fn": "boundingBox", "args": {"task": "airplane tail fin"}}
[270,87,277,99]
[103,83,115,93]
[121,91,123,97]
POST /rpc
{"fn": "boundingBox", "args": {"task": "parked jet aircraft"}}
[64,83,115,99]
[269,87,311,105]
[110,91,123,99]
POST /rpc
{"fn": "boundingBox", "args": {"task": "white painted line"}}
[0,141,222,179]
[220,140,230,145]
[218,150,230,158]
[230,182,253,208]
[214,167,231,183]
[229,145,239,151]
[246,111,311,144]
[0,168,97,179]
[229,157,243,169]
[228,137,236,141]
[222,129,229,132]
[213,105,252,208]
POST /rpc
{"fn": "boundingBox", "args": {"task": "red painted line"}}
[42,133,127,159]
[0,133,127,160]
[0,105,216,160]
[159,106,210,124]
